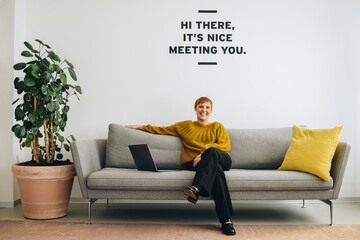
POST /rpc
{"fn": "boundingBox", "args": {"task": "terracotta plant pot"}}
[11,164,75,220]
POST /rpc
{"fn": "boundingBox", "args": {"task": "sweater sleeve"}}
[142,123,179,137]
[201,123,231,153]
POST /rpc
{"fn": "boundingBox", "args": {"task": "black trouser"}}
[182,147,233,223]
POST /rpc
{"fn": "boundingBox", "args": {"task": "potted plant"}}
[11,39,82,219]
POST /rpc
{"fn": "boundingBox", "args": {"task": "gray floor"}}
[1,199,360,225]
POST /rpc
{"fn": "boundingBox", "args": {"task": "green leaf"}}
[48,88,56,97]
[24,140,32,147]
[37,132,43,138]
[42,58,50,67]
[55,93,64,103]
[42,72,52,81]
[24,78,36,87]
[24,41,33,51]
[70,135,76,141]
[15,81,25,94]
[15,107,25,120]
[14,77,20,85]
[47,103,55,112]
[68,68,77,81]
[60,72,67,84]
[75,85,82,94]
[14,79,22,88]
[16,85,25,94]
[41,85,48,95]
[54,111,61,121]
[50,82,61,92]
[24,120,32,130]
[12,124,20,132]
[32,64,39,72]
[15,126,26,138]
[37,105,46,117]
[58,135,65,142]
[31,71,40,79]
[26,60,37,64]
[64,144,70,151]
[49,64,56,73]
[26,133,34,142]
[54,64,62,73]
[54,118,60,126]
[35,39,44,45]
[35,119,43,128]
[13,125,21,135]
[30,64,40,79]
[21,51,33,57]
[64,59,74,68]
[22,103,32,112]
[28,112,39,123]
[13,63,26,70]
[23,93,32,102]
[63,105,70,113]
[32,127,39,136]
[47,51,61,62]
[31,88,40,96]
[53,101,60,111]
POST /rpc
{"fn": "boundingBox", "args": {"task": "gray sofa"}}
[70,124,351,225]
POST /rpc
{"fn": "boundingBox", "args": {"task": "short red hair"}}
[194,97,213,109]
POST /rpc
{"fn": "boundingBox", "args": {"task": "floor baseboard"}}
[0,199,21,208]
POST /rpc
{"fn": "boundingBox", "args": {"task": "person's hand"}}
[125,125,144,130]
[193,154,201,167]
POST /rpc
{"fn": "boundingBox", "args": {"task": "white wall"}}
[5,0,360,203]
[354,3,360,197]
[0,0,15,207]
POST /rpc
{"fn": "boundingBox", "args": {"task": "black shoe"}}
[184,186,199,204]
[187,196,198,204]
[222,219,236,235]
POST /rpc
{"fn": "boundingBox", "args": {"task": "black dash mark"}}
[198,62,217,65]
[198,10,217,13]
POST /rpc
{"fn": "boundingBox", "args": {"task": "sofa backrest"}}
[228,127,293,169]
[106,124,293,170]
[106,124,182,169]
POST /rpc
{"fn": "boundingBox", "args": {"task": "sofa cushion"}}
[226,169,333,191]
[105,124,182,169]
[87,168,333,191]
[228,127,293,169]
[278,125,343,181]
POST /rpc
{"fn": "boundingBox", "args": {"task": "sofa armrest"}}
[330,141,351,199]
[70,139,107,199]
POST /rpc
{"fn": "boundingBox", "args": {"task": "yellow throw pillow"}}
[278,125,343,181]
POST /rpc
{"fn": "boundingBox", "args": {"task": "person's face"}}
[195,101,212,123]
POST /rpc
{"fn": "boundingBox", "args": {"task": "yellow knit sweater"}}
[142,120,231,165]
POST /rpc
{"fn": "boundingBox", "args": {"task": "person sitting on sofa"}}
[126,96,236,236]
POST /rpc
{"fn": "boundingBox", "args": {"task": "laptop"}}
[128,144,163,172]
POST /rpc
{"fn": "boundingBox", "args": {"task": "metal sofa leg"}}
[302,200,306,208]
[88,198,98,225]
[106,198,110,208]
[321,200,333,226]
